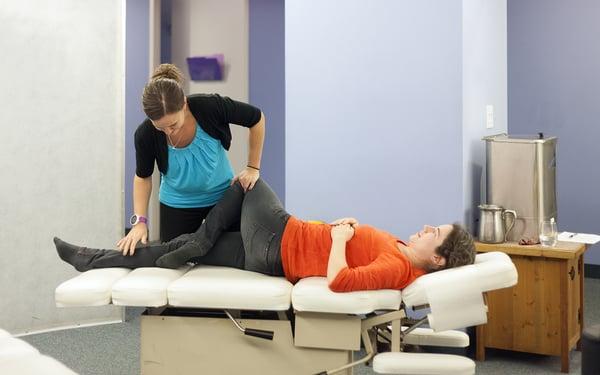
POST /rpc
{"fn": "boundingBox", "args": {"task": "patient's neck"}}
[397,243,428,270]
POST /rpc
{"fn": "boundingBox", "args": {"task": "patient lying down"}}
[54,179,475,292]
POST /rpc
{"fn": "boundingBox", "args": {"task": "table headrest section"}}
[402,251,517,308]
[292,277,401,314]
[55,268,131,307]
[167,266,293,311]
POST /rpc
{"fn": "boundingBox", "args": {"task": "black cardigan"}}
[134,94,262,178]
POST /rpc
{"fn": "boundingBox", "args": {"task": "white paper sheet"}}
[558,232,600,244]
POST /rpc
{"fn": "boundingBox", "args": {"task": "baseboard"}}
[585,263,600,279]
[13,318,124,337]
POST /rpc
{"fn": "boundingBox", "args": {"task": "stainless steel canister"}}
[483,133,557,242]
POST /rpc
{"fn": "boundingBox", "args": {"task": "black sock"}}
[53,237,89,271]
[155,241,208,269]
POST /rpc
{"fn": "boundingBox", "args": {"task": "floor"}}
[21,278,600,374]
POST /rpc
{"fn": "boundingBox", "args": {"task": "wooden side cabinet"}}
[475,241,587,373]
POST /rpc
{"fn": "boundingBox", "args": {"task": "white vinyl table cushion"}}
[0,330,78,374]
[111,266,190,307]
[292,277,401,314]
[55,268,131,307]
[0,355,78,375]
[373,352,475,375]
[0,336,40,360]
[167,265,293,311]
[402,327,469,348]
[0,329,10,339]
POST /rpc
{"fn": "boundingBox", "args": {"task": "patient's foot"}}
[155,241,206,269]
[53,237,98,272]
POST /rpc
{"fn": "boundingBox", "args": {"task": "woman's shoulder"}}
[187,93,223,106]
[134,118,155,135]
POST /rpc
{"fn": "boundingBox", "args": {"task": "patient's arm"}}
[327,224,354,285]
[328,254,412,292]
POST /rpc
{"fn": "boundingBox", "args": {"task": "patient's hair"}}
[435,224,475,270]
[142,63,186,120]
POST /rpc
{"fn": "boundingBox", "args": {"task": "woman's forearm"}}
[247,112,265,169]
[327,237,348,284]
[133,175,152,217]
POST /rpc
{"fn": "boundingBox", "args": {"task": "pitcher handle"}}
[502,210,518,242]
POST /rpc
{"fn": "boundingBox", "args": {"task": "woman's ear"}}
[431,254,446,269]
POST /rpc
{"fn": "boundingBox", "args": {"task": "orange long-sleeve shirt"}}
[280,217,427,292]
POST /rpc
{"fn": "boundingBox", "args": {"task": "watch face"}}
[130,215,137,226]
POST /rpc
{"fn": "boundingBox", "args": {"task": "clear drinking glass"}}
[539,219,558,247]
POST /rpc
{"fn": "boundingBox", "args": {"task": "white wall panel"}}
[0,0,125,334]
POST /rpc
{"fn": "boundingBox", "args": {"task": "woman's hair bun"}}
[151,63,184,84]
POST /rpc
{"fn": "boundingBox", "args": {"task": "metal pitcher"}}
[478,204,517,243]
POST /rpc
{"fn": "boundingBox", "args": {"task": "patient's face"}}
[408,224,453,267]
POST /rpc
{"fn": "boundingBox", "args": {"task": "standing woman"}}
[117,63,265,255]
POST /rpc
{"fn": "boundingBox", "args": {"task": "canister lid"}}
[478,204,504,211]
[482,133,557,144]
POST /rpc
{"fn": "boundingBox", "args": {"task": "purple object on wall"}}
[186,54,224,81]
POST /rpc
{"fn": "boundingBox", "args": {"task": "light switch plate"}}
[486,105,494,129]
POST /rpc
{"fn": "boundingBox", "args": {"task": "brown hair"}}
[435,223,476,270]
[142,64,186,120]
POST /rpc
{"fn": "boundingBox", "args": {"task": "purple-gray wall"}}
[161,0,171,64]
[249,0,286,203]
[508,0,600,265]
[125,0,150,226]
[285,0,463,238]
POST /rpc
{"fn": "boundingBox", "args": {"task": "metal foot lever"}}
[224,310,274,340]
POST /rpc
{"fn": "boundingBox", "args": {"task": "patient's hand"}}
[331,223,355,242]
[330,217,359,227]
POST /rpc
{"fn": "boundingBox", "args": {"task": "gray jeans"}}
[238,179,289,275]
[172,178,289,275]
[73,179,289,276]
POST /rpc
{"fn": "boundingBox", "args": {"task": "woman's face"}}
[408,224,453,268]
[151,104,186,136]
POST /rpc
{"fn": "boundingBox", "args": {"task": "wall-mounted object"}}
[186,54,224,81]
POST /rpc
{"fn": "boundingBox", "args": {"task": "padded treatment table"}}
[56,251,517,375]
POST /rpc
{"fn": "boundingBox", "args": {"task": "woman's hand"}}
[232,167,259,191]
[330,217,359,227]
[330,223,355,242]
[117,224,148,256]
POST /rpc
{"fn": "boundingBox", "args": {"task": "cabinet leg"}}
[559,261,569,373]
[476,325,485,361]
[560,350,569,373]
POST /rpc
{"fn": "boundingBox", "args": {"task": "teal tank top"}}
[159,124,234,208]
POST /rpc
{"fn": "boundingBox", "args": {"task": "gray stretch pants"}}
[81,179,289,276]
